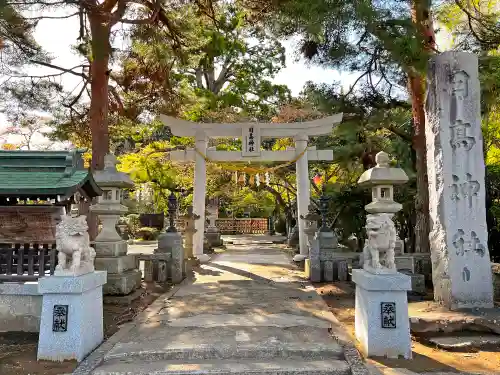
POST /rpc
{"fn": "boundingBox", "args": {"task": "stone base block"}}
[352,269,412,359]
[305,258,322,283]
[104,288,144,305]
[103,269,142,295]
[0,283,41,332]
[37,271,106,362]
[93,240,128,257]
[400,271,426,294]
[317,231,338,250]
[205,231,223,247]
[95,254,136,274]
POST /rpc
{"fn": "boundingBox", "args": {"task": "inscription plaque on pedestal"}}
[380,302,396,329]
[52,305,68,332]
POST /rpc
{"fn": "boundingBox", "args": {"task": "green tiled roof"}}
[0,149,102,198]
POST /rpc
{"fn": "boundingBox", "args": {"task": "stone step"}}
[104,341,345,362]
[92,358,351,375]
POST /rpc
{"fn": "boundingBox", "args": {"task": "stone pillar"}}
[91,154,141,296]
[295,134,310,260]
[305,237,321,282]
[426,52,494,309]
[193,130,210,263]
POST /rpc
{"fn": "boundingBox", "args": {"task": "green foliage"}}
[124,213,141,238]
[263,0,428,101]
[136,227,159,241]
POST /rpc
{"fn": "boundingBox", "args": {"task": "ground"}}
[2,238,499,375]
[315,281,500,374]
[0,282,170,375]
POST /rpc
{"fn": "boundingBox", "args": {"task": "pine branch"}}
[29,60,89,79]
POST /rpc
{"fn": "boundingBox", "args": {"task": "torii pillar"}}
[294,133,310,261]
[193,130,210,262]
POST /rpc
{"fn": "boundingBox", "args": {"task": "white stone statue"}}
[55,214,96,275]
[362,213,397,274]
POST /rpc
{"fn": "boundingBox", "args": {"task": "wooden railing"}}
[176,218,269,235]
[0,243,58,281]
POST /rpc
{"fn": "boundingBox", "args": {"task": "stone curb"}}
[72,279,189,375]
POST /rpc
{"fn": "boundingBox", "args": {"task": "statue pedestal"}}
[37,271,107,362]
[94,240,141,295]
[352,269,412,359]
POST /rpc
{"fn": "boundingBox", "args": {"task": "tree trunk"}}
[88,13,111,170]
[408,0,435,253]
[87,13,111,240]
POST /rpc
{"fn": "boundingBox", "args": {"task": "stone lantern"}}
[91,153,141,296]
[179,205,200,259]
[91,154,134,242]
[205,199,222,248]
[358,151,408,215]
[287,200,300,249]
[299,204,320,253]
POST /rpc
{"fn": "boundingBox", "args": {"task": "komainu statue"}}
[361,213,397,274]
[55,214,96,275]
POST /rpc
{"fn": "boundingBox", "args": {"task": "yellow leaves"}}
[1,143,19,150]
[82,152,92,169]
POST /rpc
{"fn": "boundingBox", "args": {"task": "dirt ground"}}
[315,281,500,374]
[0,282,170,375]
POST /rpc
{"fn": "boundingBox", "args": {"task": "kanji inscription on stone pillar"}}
[425,52,494,309]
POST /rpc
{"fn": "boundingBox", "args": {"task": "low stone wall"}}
[0,282,41,332]
[492,263,500,300]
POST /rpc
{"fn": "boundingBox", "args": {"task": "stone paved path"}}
[74,238,365,375]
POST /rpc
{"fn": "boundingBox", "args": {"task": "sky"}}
[0,9,453,148]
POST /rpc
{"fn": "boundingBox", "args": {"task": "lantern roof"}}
[358,152,409,186]
[92,153,134,189]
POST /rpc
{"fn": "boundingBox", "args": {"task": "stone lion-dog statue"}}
[361,213,397,274]
[55,214,96,275]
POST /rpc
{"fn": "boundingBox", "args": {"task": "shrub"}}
[274,217,287,235]
[125,214,141,238]
[136,227,159,241]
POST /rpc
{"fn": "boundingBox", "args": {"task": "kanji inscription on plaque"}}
[380,302,396,328]
[52,305,68,332]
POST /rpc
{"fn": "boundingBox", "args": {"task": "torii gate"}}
[160,113,343,263]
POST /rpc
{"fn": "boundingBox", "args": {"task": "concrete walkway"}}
[74,239,367,375]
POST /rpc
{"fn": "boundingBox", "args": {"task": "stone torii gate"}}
[160,113,343,263]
